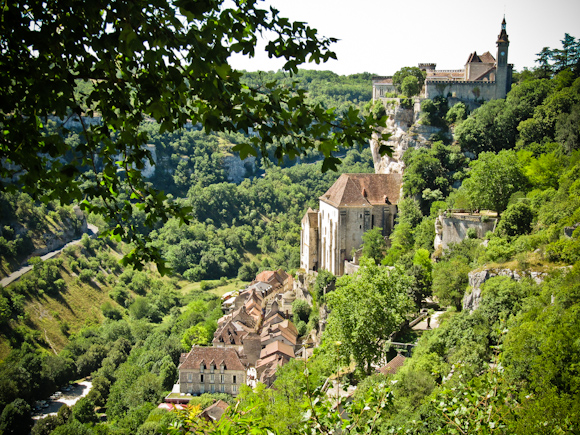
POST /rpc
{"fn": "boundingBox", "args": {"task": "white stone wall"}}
[319,201,339,275]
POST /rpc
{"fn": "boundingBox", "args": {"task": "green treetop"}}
[0,0,391,270]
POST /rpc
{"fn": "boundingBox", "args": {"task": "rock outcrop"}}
[370,100,450,175]
[462,268,550,312]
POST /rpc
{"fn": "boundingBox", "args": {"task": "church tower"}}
[495,17,512,99]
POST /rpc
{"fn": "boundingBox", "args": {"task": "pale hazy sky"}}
[228,0,580,76]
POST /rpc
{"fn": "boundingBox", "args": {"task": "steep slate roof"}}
[378,354,406,376]
[319,174,402,208]
[213,319,251,346]
[179,346,246,371]
[479,51,496,64]
[473,67,497,81]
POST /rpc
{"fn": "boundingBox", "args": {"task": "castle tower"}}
[495,16,512,98]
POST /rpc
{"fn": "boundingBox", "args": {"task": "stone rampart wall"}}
[425,81,497,101]
[435,214,497,251]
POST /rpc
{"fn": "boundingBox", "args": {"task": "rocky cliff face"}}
[223,154,256,183]
[462,268,550,312]
[370,100,450,175]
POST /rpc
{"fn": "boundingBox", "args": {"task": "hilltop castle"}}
[372,18,513,103]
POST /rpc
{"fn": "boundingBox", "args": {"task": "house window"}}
[220,364,224,373]
[211,384,215,393]
[210,364,214,373]
[233,375,237,384]
[233,384,238,394]
[210,374,215,383]
[200,374,204,383]
[220,384,225,393]
[187,373,192,382]
[200,385,205,394]
[220,374,225,384]
[200,364,204,373]
[187,385,193,394]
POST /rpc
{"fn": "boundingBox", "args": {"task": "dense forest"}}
[1,31,580,434]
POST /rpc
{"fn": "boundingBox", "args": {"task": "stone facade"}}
[178,347,247,396]
[300,173,402,276]
[434,212,498,252]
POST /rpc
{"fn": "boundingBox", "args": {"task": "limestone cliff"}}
[370,99,450,175]
[462,268,550,312]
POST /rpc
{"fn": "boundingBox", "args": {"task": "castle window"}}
[220,384,225,393]
[210,374,215,383]
[200,374,204,383]
[233,375,237,384]
[220,374,225,384]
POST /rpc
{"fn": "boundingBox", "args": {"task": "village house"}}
[300,173,402,276]
[372,18,512,103]
[178,346,247,396]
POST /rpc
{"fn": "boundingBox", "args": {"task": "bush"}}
[292,299,311,323]
[78,269,95,283]
[467,228,478,239]
[296,320,307,337]
[101,302,122,320]
[496,202,534,237]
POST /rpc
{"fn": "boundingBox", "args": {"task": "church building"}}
[300,173,402,276]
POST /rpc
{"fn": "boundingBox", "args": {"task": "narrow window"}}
[220,374,224,384]
[187,373,192,382]
[233,375,237,384]
[200,374,204,383]
[233,384,238,394]
[211,384,215,393]
[210,374,215,383]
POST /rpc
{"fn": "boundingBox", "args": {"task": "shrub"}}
[101,302,122,320]
[292,299,311,323]
[496,202,534,237]
[78,269,95,283]
[296,320,307,337]
[467,228,478,239]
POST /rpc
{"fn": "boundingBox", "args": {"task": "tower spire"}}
[497,16,509,43]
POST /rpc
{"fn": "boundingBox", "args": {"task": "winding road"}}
[0,223,99,288]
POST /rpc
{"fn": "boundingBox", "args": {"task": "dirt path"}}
[0,224,98,288]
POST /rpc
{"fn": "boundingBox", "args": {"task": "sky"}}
[228,0,580,76]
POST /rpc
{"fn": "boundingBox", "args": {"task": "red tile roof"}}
[320,174,402,208]
[260,340,295,359]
